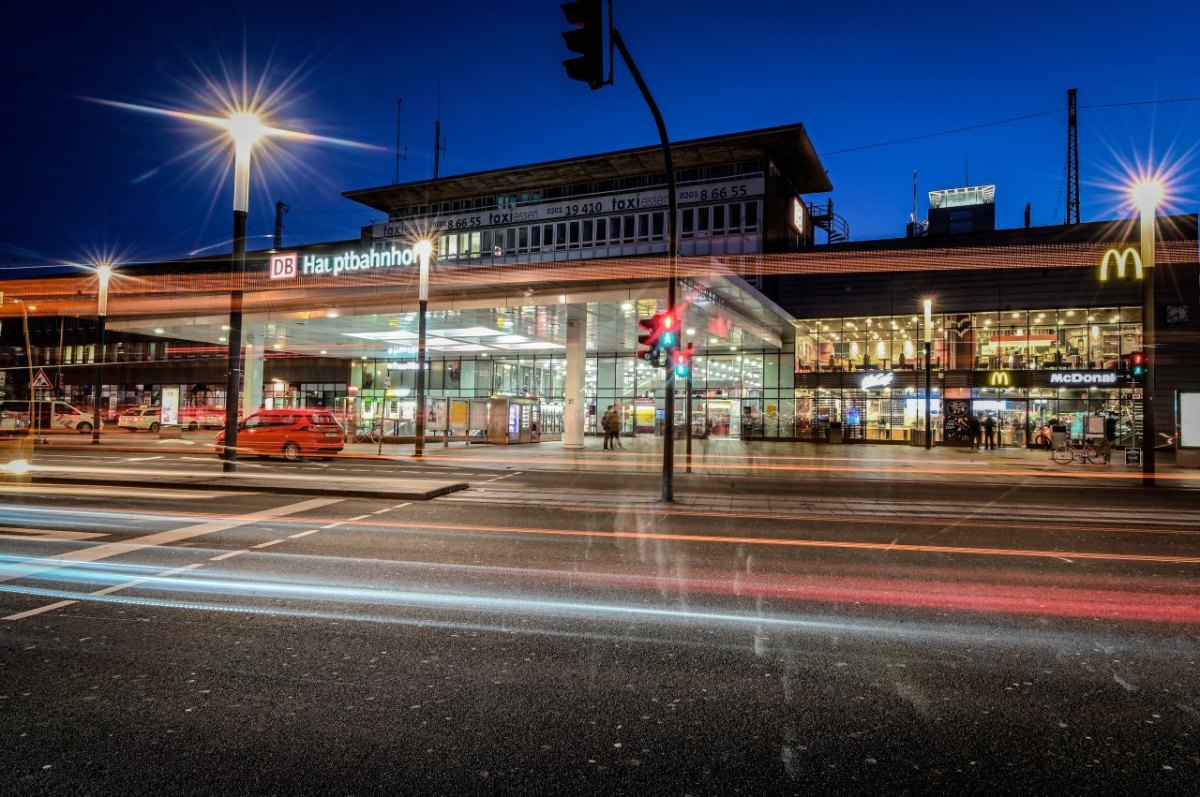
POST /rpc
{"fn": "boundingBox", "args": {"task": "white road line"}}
[0,527,109,541]
[288,529,320,539]
[3,563,205,621]
[0,497,342,585]
[481,472,522,484]
[347,514,372,522]
[122,455,165,463]
[251,539,284,549]
[319,522,346,530]
[392,502,413,510]
[209,550,248,561]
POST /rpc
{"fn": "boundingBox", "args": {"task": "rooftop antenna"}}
[432,78,447,179]
[273,201,290,249]
[1066,87,1080,224]
[911,170,918,222]
[393,98,407,184]
[964,150,969,187]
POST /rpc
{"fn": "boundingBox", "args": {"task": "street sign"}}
[1124,447,1142,467]
[31,369,53,389]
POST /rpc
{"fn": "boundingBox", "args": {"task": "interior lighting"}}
[154,328,164,334]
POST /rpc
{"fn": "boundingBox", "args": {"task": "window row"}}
[390,160,763,219]
[436,201,761,261]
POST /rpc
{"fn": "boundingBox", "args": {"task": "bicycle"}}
[1050,439,1106,465]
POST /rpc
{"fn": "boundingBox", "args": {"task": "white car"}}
[117,407,163,432]
[0,400,102,434]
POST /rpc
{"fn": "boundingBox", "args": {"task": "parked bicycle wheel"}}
[1050,445,1074,464]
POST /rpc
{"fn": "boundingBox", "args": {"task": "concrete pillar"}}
[243,340,265,413]
[563,304,587,449]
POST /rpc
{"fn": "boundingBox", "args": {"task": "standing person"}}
[601,405,615,450]
[967,413,981,450]
[613,404,624,449]
[984,414,997,450]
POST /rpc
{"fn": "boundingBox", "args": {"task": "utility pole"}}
[432,80,446,179]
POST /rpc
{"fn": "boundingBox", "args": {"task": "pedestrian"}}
[967,414,981,449]
[613,405,624,449]
[984,414,997,450]
[601,405,615,450]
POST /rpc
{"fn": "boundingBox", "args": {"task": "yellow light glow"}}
[2,459,30,475]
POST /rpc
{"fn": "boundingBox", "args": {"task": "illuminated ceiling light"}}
[326,311,339,318]
[273,343,283,349]
[221,324,231,331]
[320,350,327,355]
[1066,310,1075,317]
[218,336,227,343]
[686,328,695,336]
[621,302,633,311]
[154,328,164,334]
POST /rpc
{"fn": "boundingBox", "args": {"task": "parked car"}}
[117,406,163,432]
[0,400,103,434]
[180,406,225,431]
[214,408,344,462]
[103,403,144,424]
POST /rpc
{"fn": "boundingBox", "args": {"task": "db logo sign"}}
[269,252,298,280]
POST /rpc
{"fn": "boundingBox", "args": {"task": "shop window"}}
[651,212,664,240]
[637,214,650,242]
[594,218,606,245]
[623,215,636,241]
[555,223,567,251]
[582,219,593,245]
[569,221,581,247]
[518,226,529,253]
[712,205,726,234]
[530,225,541,250]
[681,208,694,237]
[729,203,742,230]
[697,207,710,234]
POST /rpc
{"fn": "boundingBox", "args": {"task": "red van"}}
[214,408,344,461]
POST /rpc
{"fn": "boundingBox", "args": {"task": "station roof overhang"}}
[88,257,794,360]
[343,123,832,213]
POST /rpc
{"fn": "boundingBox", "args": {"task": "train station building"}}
[1,123,1196,449]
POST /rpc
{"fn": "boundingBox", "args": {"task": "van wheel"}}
[77,423,93,434]
[149,422,160,433]
[282,441,302,462]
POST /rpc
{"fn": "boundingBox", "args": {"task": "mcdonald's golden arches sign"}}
[1099,247,1143,281]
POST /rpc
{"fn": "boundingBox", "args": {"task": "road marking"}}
[122,455,165,463]
[251,539,285,549]
[348,514,372,522]
[2,563,206,621]
[0,527,109,541]
[209,550,247,561]
[392,502,413,510]
[288,529,320,539]
[0,497,342,584]
[481,472,522,484]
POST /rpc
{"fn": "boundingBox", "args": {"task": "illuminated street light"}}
[1132,177,1164,486]
[94,95,381,472]
[92,263,113,444]
[413,240,433,458]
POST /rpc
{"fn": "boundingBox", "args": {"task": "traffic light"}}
[636,312,676,365]
[1131,351,1147,380]
[672,347,691,379]
[561,0,605,89]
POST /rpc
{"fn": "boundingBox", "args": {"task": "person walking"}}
[984,414,997,450]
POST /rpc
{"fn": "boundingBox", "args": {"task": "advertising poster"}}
[161,386,180,426]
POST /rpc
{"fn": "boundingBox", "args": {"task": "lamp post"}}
[412,240,433,458]
[92,263,112,444]
[220,113,268,473]
[923,298,933,450]
[1133,179,1162,487]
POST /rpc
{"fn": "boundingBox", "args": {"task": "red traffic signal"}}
[1130,351,1147,379]
[561,0,605,89]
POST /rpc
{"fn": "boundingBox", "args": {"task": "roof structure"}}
[343,123,831,214]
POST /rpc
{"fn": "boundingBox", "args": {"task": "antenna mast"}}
[432,79,447,179]
[1066,87,1080,224]
[394,98,407,184]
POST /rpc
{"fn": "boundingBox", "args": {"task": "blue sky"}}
[3,0,1197,271]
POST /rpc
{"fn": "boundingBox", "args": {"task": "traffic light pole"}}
[611,29,678,502]
[1140,212,1156,487]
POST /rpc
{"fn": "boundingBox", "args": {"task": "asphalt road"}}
[1,476,1198,795]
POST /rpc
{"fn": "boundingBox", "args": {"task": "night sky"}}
[3,0,1197,273]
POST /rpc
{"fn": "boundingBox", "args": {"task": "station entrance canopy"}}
[90,249,794,358]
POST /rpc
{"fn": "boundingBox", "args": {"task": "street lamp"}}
[413,239,433,458]
[1133,178,1163,487]
[220,112,269,473]
[92,263,112,444]
[923,298,933,450]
